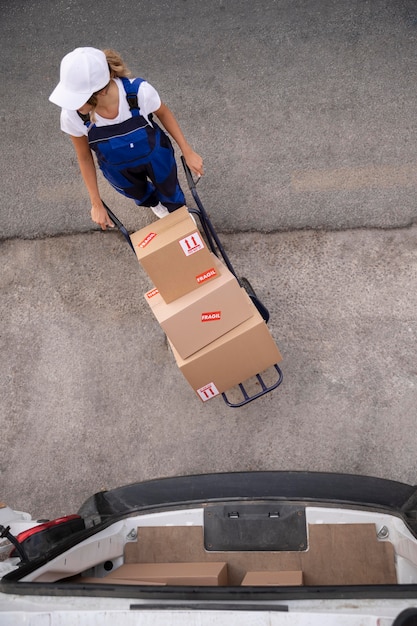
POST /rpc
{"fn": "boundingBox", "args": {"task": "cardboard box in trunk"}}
[145,255,254,358]
[74,577,166,586]
[103,562,228,586]
[170,303,283,401]
[130,206,217,303]
[241,570,304,586]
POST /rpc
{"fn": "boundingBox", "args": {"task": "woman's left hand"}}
[184,149,204,178]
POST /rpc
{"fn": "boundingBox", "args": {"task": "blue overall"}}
[85,77,185,212]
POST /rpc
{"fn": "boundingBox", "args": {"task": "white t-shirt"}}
[60,77,161,137]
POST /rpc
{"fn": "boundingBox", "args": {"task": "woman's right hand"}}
[91,201,115,230]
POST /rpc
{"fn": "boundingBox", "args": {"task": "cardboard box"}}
[170,303,282,401]
[104,562,228,586]
[74,576,166,586]
[130,206,217,303]
[145,255,254,358]
[241,571,303,586]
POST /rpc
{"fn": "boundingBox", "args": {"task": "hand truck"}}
[102,159,283,407]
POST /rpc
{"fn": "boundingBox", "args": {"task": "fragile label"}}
[196,267,217,284]
[145,288,159,299]
[201,311,221,322]
[179,232,205,256]
[138,232,157,249]
[197,382,220,401]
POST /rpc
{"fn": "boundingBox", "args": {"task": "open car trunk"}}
[2,472,417,623]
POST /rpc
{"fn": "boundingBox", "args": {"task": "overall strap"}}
[120,76,145,117]
[77,111,91,126]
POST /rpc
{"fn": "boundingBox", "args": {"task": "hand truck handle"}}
[181,156,201,190]
[101,200,135,253]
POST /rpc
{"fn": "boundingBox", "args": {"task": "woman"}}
[49,47,203,229]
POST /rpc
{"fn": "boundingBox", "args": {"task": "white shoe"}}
[151,202,169,218]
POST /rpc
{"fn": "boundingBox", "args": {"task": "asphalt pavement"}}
[1,0,417,520]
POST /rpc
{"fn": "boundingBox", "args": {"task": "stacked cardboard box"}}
[130,206,216,303]
[144,254,254,359]
[131,207,282,401]
[169,301,282,401]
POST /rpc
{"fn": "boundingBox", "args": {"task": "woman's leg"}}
[145,129,186,212]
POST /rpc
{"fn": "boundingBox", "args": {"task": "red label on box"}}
[145,288,159,299]
[197,382,220,401]
[196,267,217,284]
[138,232,157,249]
[201,311,221,322]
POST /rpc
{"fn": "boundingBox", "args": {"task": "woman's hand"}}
[91,201,115,230]
[183,148,204,178]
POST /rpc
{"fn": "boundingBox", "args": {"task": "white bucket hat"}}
[49,47,110,110]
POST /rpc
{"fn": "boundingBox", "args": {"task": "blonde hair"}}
[104,48,131,79]
[87,49,132,119]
